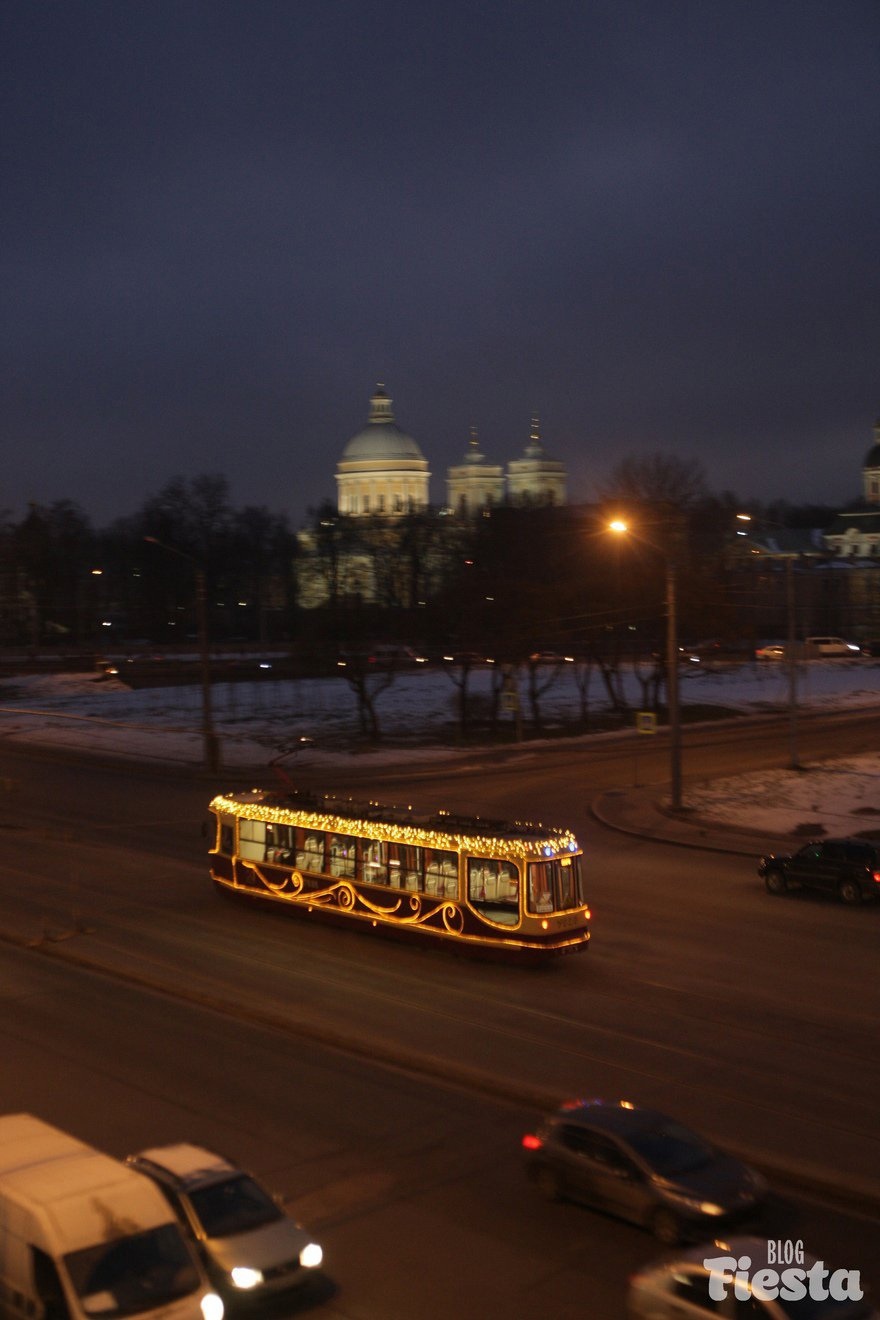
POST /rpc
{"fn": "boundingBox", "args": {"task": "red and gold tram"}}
[208,789,590,960]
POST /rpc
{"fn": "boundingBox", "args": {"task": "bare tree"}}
[597,452,709,510]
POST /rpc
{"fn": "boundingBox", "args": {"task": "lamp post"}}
[609,517,682,811]
[144,537,220,774]
[735,514,799,770]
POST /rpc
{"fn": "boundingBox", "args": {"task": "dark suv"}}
[759,838,880,904]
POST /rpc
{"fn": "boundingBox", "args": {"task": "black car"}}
[521,1099,766,1245]
[759,838,880,904]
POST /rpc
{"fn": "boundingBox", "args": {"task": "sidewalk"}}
[592,785,799,857]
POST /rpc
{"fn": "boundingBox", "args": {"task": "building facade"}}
[334,385,569,517]
[822,418,880,558]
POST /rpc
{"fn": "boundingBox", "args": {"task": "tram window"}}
[239,817,267,861]
[558,856,576,908]
[219,821,234,855]
[528,862,554,913]
[265,823,294,863]
[390,843,423,892]
[467,857,519,925]
[425,848,457,898]
[328,833,356,878]
[296,829,325,873]
[361,839,389,885]
[528,857,584,913]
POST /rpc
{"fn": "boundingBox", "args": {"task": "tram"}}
[208,788,590,960]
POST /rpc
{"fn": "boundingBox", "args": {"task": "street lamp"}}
[144,537,220,774]
[735,513,799,769]
[609,516,683,811]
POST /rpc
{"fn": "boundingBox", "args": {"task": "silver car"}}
[627,1236,877,1317]
[522,1100,766,1244]
[127,1144,323,1302]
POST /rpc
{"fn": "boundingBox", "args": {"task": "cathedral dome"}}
[341,386,426,462]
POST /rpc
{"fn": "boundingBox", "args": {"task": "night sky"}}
[4,0,879,528]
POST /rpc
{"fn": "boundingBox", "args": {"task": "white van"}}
[803,635,860,657]
[0,1114,224,1320]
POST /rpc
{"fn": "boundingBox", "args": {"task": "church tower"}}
[506,416,567,506]
[445,427,505,514]
[863,417,880,505]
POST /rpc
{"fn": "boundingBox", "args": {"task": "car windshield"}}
[189,1173,283,1237]
[625,1121,714,1176]
[65,1224,200,1317]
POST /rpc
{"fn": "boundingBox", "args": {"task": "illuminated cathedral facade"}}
[336,384,567,517]
[297,384,570,607]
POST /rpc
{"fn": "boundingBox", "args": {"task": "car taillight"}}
[522,1133,542,1150]
[873,872,880,884]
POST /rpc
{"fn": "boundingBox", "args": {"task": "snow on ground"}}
[0,658,879,837]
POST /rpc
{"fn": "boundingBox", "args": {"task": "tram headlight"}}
[230,1266,263,1289]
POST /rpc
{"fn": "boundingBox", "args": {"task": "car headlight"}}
[200,1293,224,1320]
[300,1242,323,1269]
[230,1266,264,1290]
[666,1190,725,1216]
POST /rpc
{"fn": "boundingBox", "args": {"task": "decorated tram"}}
[208,788,590,960]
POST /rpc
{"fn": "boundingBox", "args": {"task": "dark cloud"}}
[2,0,879,524]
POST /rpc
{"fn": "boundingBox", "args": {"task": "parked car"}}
[440,651,494,666]
[627,1235,877,1318]
[759,838,880,904]
[521,1099,766,1244]
[803,635,861,657]
[337,644,428,669]
[683,639,753,663]
[126,1144,323,1302]
[755,643,786,660]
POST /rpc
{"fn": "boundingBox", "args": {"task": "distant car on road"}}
[683,639,753,663]
[337,644,428,669]
[627,1235,878,1318]
[803,635,861,657]
[440,651,495,666]
[521,1098,766,1245]
[759,838,880,904]
[755,643,786,660]
[127,1144,324,1303]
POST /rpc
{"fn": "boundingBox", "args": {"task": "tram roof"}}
[210,788,580,855]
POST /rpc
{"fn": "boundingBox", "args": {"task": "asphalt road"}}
[1,942,877,1320]
[0,714,878,1316]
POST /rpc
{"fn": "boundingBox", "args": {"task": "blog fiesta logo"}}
[703,1241,864,1305]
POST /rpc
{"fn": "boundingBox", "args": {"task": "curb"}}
[590,790,792,858]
